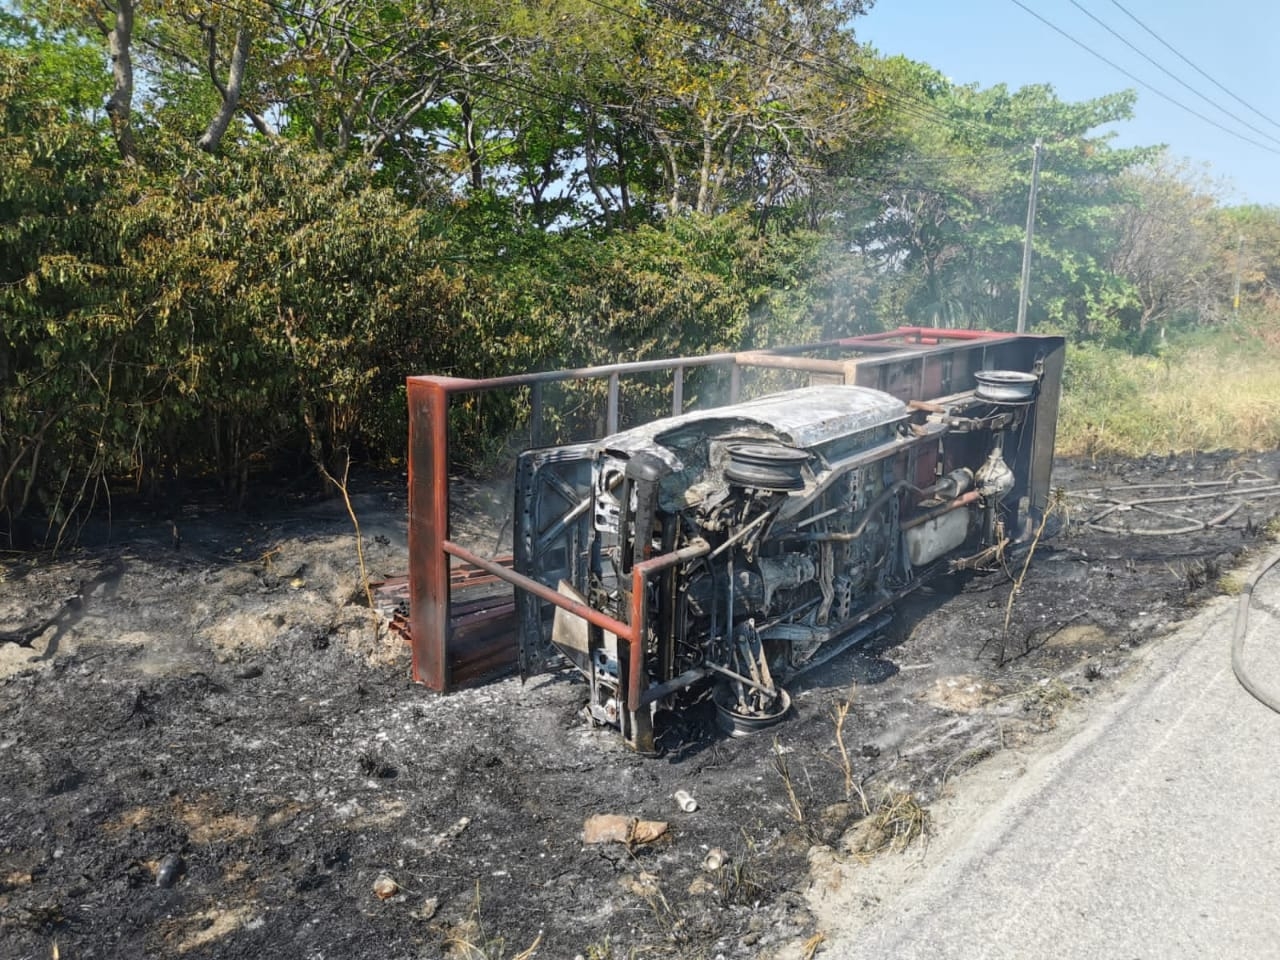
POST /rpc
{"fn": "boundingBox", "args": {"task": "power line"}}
[1109,0,1280,135]
[1008,0,1280,157]
[1066,0,1280,149]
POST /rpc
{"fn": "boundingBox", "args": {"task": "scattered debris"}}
[169,904,259,953]
[372,875,400,900]
[2,871,34,891]
[440,918,482,958]
[702,848,729,872]
[619,871,661,898]
[925,675,1002,713]
[673,790,698,813]
[425,816,471,851]
[155,853,184,889]
[582,815,669,846]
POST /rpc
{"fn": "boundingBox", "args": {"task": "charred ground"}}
[2,452,1278,959]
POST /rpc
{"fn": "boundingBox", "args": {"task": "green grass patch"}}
[1057,323,1280,458]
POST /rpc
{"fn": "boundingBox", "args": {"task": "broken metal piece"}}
[582,815,669,846]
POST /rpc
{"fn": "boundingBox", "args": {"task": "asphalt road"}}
[830,546,1280,960]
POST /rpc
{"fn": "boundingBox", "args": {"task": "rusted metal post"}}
[443,539,634,639]
[734,351,851,376]
[623,540,712,752]
[407,377,452,690]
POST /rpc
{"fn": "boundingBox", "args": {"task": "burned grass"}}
[2,453,1279,958]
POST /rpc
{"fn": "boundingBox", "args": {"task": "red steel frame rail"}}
[405,327,1016,694]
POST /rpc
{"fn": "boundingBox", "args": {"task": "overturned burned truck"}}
[405,329,1064,753]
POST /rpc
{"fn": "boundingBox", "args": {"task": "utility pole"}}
[1233,234,1244,319]
[1016,139,1043,334]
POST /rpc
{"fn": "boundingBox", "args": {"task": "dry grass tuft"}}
[441,882,542,959]
[510,934,543,960]
[1003,492,1063,637]
[1217,574,1245,596]
[1018,678,1077,717]
[830,701,869,816]
[844,792,931,856]
[718,848,769,906]
[772,735,806,824]
[1265,516,1280,542]
[869,792,930,852]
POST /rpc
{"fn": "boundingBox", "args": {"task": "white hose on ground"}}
[1232,550,1280,714]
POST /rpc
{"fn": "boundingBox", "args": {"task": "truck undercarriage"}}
[405,329,1064,752]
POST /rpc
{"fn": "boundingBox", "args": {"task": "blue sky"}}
[857,0,1280,207]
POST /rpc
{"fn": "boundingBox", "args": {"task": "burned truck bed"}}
[405,329,1064,752]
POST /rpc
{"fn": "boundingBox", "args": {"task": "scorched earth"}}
[2,451,1278,959]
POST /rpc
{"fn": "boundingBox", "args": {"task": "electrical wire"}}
[1109,0,1280,135]
[1066,0,1280,150]
[1008,0,1280,157]
[1070,472,1280,711]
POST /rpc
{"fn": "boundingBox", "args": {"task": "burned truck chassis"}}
[406,329,1064,753]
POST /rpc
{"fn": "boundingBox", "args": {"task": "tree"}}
[1109,156,1222,340]
[848,59,1155,337]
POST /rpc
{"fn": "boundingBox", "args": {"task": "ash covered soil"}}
[3,452,1280,960]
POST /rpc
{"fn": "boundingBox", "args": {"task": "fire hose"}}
[1232,550,1280,714]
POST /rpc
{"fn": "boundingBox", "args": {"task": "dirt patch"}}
[173,797,261,846]
[1,454,1278,958]
[1043,622,1111,649]
[165,903,262,954]
[922,675,1004,713]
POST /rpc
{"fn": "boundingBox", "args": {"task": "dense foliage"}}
[2,0,1275,542]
